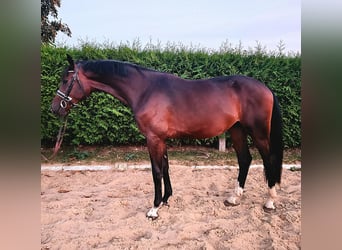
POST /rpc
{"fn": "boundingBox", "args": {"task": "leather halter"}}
[56,68,82,109]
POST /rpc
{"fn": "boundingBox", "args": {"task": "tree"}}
[41,0,71,44]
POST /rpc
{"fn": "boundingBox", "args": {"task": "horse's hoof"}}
[162,202,170,207]
[224,199,240,207]
[146,214,158,220]
[146,207,159,220]
[263,205,276,213]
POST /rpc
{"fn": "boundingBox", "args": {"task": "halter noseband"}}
[56,68,82,109]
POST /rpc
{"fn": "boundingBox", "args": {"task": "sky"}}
[55,0,301,53]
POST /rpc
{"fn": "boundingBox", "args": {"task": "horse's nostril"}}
[51,103,61,115]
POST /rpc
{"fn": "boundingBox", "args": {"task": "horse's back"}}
[135,74,273,139]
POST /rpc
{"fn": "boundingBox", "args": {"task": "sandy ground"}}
[41,165,301,249]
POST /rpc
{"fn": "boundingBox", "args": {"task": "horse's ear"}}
[66,54,74,70]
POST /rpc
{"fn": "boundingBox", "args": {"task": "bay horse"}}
[51,54,283,219]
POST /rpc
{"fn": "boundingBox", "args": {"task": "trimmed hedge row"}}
[41,43,301,148]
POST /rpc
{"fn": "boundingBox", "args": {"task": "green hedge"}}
[41,42,301,148]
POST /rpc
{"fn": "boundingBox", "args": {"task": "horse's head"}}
[51,54,87,117]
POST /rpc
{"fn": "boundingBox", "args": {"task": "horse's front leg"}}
[146,137,169,220]
[225,125,252,206]
[146,162,163,219]
[162,152,172,205]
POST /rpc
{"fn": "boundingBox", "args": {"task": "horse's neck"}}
[88,70,148,111]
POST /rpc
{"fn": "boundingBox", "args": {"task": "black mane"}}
[79,60,155,78]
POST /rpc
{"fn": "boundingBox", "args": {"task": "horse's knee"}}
[152,166,163,182]
[240,153,252,166]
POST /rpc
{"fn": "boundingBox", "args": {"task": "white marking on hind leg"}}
[226,181,244,205]
[264,186,277,209]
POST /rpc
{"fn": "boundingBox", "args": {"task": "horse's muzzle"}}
[51,101,68,117]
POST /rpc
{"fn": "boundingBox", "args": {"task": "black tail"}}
[269,92,284,185]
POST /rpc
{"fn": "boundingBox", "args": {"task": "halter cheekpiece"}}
[56,68,80,109]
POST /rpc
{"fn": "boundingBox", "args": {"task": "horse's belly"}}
[168,116,236,139]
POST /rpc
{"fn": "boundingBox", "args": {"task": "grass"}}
[41,145,301,166]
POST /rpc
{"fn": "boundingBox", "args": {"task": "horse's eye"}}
[63,80,68,84]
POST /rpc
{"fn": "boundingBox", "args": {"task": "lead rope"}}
[41,118,68,161]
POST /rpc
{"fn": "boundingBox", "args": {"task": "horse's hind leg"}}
[253,133,278,210]
[225,123,252,206]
